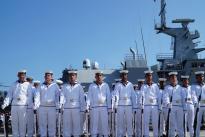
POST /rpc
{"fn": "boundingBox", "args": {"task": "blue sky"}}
[0,0,205,88]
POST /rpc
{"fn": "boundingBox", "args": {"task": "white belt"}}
[173,100,182,104]
[119,97,130,100]
[43,100,55,105]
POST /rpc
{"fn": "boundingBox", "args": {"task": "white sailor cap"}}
[56,80,63,85]
[144,70,153,74]
[45,70,53,75]
[133,84,138,87]
[181,75,189,79]
[119,70,129,74]
[195,71,204,75]
[33,80,40,84]
[68,70,77,74]
[18,69,27,74]
[138,79,145,82]
[168,71,178,76]
[95,70,103,74]
[159,78,167,82]
[115,78,121,82]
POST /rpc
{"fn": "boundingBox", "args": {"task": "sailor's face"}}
[18,73,26,81]
[95,73,103,83]
[44,73,53,83]
[196,75,204,83]
[34,83,40,88]
[69,73,77,83]
[145,74,152,83]
[169,75,177,85]
[159,81,164,87]
[121,73,128,82]
[182,79,189,86]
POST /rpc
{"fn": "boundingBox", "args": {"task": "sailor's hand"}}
[167,103,172,109]
[1,104,6,110]
[140,104,144,110]
[58,109,62,113]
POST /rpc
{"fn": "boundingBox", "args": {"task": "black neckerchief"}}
[159,87,164,90]
[182,84,189,88]
[170,83,177,87]
[121,81,128,86]
[69,81,78,86]
[145,82,154,87]
[197,82,204,87]
[17,80,26,84]
[43,82,52,87]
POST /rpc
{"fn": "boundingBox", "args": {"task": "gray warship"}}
[1,0,205,136]
[61,0,205,90]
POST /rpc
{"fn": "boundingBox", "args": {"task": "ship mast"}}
[154,0,167,29]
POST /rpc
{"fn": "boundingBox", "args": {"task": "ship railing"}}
[124,54,145,60]
[156,53,173,60]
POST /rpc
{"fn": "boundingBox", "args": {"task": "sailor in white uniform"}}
[181,75,197,137]
[61,70,86,137]
[133,79,144,137]
[26,77,35,137]
[112,70,135,137]
[158,78,167,137]
[87,70,111,137]
[163,72,185,137]
[32,80,41,136]
[34,71,61,137]
[192,71,205,137]
[56,79,63,136]
[1,70,32,137]
[141,70,161,137]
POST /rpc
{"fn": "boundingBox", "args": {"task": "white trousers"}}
[143,105,159,137]
[11,105,27,137]
[63,108,82,137]
[134,109,142,137]
[186,104,195,137]
[169,106,184,137]
[26,108,34,137]
[196,106,205,137]
[160,107,168,136]
[90,107,109,137]
[116,105,133,137]
[39,106,56,137]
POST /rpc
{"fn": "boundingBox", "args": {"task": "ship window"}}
[192,63,197,68]
[200,63,205,67]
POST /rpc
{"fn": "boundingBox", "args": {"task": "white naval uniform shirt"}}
[34,82,60,108]
[164,84,184,107]
[3,81,32,108]
[181,85,197,107]
[27,86,36,109]
[87,82,111,109]
[141,83,161,107]
[113,81,135,107]
[191,83,205,106]
[61,83,85,111]
[133,90,143,109]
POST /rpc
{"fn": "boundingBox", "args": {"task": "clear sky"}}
[0,0,205,88]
